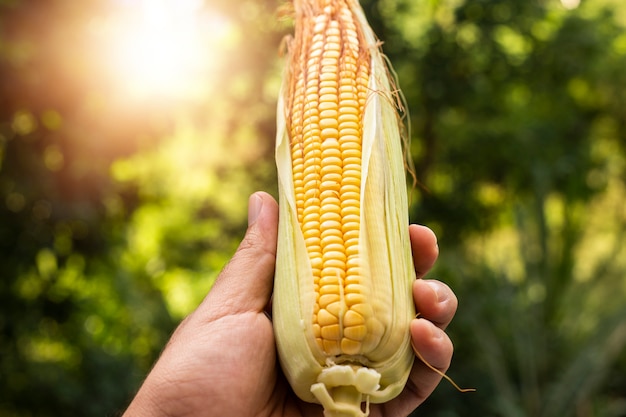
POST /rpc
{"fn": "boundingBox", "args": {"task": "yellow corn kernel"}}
[273,0,415,416]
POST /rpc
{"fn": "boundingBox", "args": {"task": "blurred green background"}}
[0,0,625,415]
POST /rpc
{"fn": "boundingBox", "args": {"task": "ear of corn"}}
[273,0,415,415]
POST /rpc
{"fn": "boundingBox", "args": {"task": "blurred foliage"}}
[0,0,624,416]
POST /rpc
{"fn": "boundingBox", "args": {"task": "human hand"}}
[123,191,457,417]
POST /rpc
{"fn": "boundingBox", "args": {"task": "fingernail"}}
[427,281,448,303]
[430,323,444,340]
[248,193,263,226]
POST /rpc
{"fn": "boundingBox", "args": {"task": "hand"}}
[123,191,457,417]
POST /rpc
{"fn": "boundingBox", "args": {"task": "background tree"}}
[363,0,626,415]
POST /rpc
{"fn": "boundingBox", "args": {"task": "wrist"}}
[123,381,171,417]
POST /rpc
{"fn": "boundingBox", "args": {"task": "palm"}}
[124,193,454,417]
[206,309,444,417]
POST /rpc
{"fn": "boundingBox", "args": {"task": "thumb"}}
[202,192,279,316]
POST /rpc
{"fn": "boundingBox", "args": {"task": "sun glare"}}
[560,0,581,10]
[99,0,232,101]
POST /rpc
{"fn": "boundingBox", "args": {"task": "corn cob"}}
[273,0,415,415]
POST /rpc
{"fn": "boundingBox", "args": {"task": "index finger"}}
[409,224,439,279]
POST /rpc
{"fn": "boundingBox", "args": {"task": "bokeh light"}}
[561,0,581,10]
[95,0,234,102]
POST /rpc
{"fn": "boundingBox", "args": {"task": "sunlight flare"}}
[99,0,233,100]
[560,0,581,10]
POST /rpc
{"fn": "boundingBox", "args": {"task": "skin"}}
[123,191,458,417]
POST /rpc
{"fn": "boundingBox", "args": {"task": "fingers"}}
[200,192,279,316]
[405,317,454,401]
[413,279,457,330]
[399,279,457,409]
[409,224,438,279]
[373,225,457,417]
[382,315,454,416]
[402,280,456,405]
